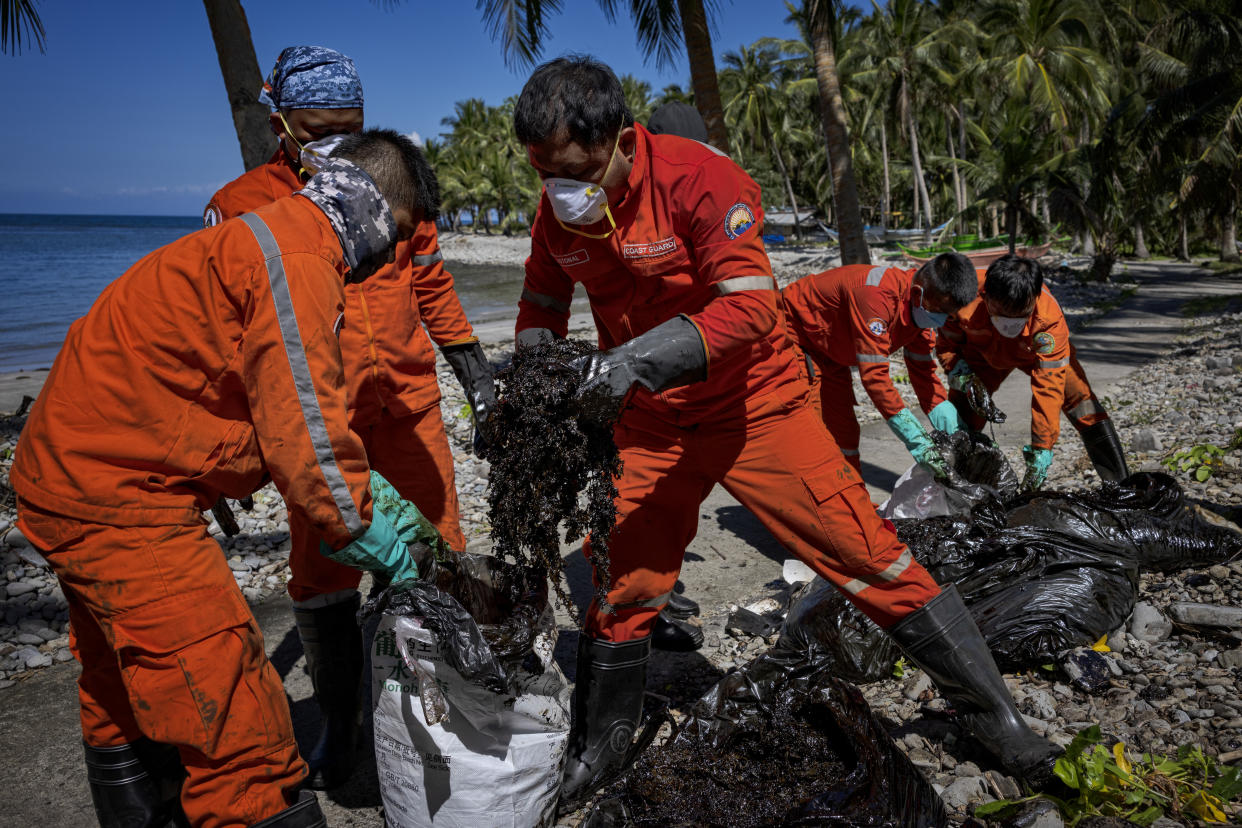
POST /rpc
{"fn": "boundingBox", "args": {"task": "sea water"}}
[0,214,530,373]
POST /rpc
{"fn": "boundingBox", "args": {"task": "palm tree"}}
[1,0,44,54]
[477,0,731,153]
[720,44,804,240]
[621,75,656,125]
[202,0,276,171]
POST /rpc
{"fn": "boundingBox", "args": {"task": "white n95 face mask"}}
[990,314,1028,338]
[545,177,610,225]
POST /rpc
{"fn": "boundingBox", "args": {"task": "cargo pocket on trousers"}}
[802,463,883,574]
[111,585,276,752]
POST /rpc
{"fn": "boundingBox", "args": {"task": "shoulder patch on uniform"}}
[723,202,756,239]
[867,317,888,337]
[1034,331,1056,354]
[203,204,221,229]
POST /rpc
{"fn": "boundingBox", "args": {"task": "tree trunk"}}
[901,79,933,240]
[1133,221,1149,259]
[1178,210,1190,261]
[1220,197,1239,262]
[946,112,962,236]
[1082,231,1096,257]
[202,0,276,171]
[1006,204,1018,253]
[957,104,969,213]
[881,119,891,232]
[990,205,999,238]
[678,0,729,154]
[763,122,802,241]
[809,7,869,264]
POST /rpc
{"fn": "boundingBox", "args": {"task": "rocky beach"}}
[1,236,1240,826]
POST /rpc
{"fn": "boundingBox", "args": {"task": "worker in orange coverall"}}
[510,56,1060,805]
[781,255,979,477]
[204,46,495,790]
[11,130,438,828]
[937,254,1128,492]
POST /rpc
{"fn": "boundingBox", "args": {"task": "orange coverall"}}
[12,197,375,826]
[206,152,471,602]
[782,264,951,471]
[937,275,1109,450]
[517,125,941,641]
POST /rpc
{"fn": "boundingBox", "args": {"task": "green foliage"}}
[975,725,1242,825]
[891,657,907,679]
[1162,444,1226,482]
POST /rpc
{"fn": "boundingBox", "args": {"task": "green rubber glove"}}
[320,471,438,584]
[928,399,965,434]
[887,408,950,481]
[946,360,974,393]
[1021,445,1054,492]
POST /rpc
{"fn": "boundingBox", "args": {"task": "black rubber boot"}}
[664,588,700,620]
[887,585,1061,788]
[250,789,327,828]
[84,739,188,827]
[1079,419,1129,483]
[560,634,650,805]
[293,593,364,791]
[651,611,704,651]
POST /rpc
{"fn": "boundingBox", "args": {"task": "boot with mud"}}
[1079,419,1130,483]
[250,789,327,828]
[84,738,188,828]
[560,634,650,806]
[651,610,704,651]
[292,592,364,790]
[887,585,1062,789]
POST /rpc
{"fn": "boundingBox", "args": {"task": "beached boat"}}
[898,238,1056,267]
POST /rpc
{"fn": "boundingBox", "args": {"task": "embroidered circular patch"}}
[723,202,756,239]
[867,317,887,336]
[1034,331,1056,354]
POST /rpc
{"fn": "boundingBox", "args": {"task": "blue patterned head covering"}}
[258,46,364,111]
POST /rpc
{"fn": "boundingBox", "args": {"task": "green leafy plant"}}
[975,726,1242,825]
[891,657,908,679]
[1162,444,1226,482]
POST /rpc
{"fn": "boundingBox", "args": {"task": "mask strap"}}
[556,206,617,240]
[277,110,311,178]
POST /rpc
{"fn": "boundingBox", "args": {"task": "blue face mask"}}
[911,284,948,329]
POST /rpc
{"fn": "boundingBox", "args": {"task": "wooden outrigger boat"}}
[898,237,1057,267]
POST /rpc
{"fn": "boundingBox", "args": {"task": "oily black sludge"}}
[485,339,624,623]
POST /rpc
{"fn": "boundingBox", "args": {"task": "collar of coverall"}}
[295,155,397,275]
[607,122,649,219]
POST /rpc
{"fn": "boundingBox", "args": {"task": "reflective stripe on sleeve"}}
[865,266,885,287]
[905,351,935,362]
[856,353,888,363]
[239,213,364,538]
[411,250,443,266]
[840,548,914,596]
[598,590,673,615]
[714,275,776,294]
[840,448,860,457]
[520,287,571,314]
[1038,357,1069,369]
[1069,399,1105,419]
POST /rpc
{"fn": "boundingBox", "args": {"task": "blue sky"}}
[1,0,819,216]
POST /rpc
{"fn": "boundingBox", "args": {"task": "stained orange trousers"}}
[286,404,465,603]
[808,361,865,474]
[17,502,305,827]
[583,396,941,642]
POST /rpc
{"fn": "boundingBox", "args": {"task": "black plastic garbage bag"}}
[881,431,1019,519]
[584,645,947,827]
[783,462,1241,681]
[365,550,550,693]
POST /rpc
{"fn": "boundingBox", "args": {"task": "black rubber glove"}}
[570,316,707,414]
[442,341,497,453]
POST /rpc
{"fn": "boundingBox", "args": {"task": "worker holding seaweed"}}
[937,254,1129,492]
[781,255,978,478]
[511,55,1062,805]
[204,45,496,790]
[11,131,441,827]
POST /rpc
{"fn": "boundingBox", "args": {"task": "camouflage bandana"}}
[258,45,364,111]
[296,156,397,281]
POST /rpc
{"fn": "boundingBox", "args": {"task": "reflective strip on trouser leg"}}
[584,412,716,643]
[1062,353,1108,429]
[47,520,306,826]
[720,401,941,628]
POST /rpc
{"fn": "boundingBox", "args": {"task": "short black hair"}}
[984,254,1044,313]
[916,252,977,308]
[333,128,440,221]
[514,55,633,148]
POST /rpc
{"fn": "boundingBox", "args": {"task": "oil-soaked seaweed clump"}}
[609,697,849,827]
[486,339,622,623]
